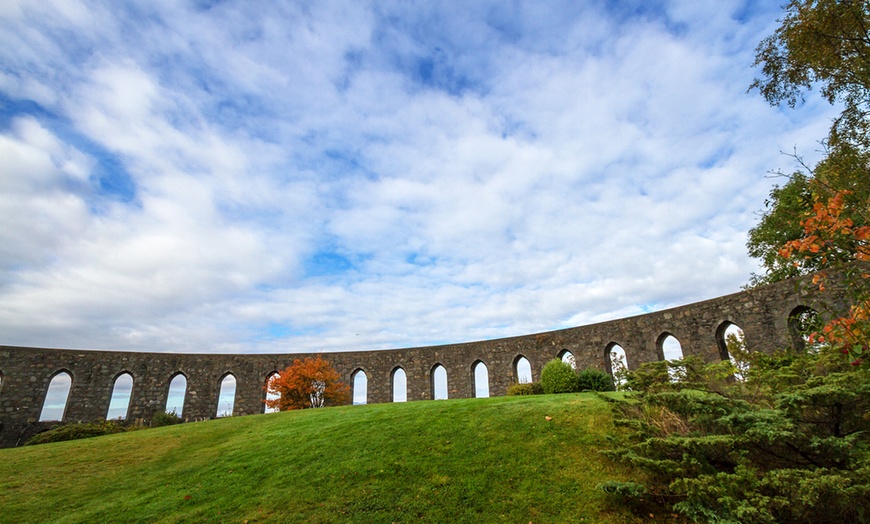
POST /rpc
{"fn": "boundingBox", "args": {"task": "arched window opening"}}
[264,372,280,413]
[352,369,368,405]
[473,361,489,398]
[431,364,448,400]
[166,374,187,416]
[558,350,576,369]
[789,306,822,352]
[39,371,72,422]
[216,374,236,418]
[391,367,407,403]
[717,322,749,381]
[606,343,629,388]
[106,372,134,420]
[514,356,532,384]
[658,333,684,361]
[657,333,684,381]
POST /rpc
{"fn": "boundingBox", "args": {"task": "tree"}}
[724,331,751,381]
[609,350,630,390]
[780,189,870,365]
[601,353,870,523]
[751,0,870,149]
[747,172,813,286]
[265,356,350,411]
[597,9,870,518]
[540,358,579,394]
[748,0,870,284]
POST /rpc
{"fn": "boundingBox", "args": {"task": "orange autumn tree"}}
[265,356,350,410]
[780,188,870,365]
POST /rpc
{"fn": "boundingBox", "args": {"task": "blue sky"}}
[0,1,836,354]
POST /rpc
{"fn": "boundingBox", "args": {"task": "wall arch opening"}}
[472,360,489,398]
[558,350,576,369]
[514,355,532,384]
[264,372,280,413]
[216,374,236,418]
[716,322,749,380]
[165,373,187,417]
[605,343,629,387]
[431,364,448,400]
[39,371,72,422]
[657,333,684,361]
[788,306,821,352]
[391,367,407,402]
[657,333,684,381]
[352,369,368,405]
[106,372,134,420]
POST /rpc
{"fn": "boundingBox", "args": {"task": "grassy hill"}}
[0,393,647,523]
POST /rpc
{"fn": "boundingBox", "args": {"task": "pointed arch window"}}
[431,364,448,400]
[166,374,187,416]
[216,374,236,417]
[473,361,489,398]
[106,373,134,420]
[605,343,629,387]
[39,371,72,422]
[352,369,368,405]
[514,356,532,384]
[788,306,821,352]
[558,350,576,369]
[657,333,684,381]
[264,372,280,413]
[717,322,749,380]
[392,367,407,402]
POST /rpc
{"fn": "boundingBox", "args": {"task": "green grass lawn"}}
[0,393,644,523]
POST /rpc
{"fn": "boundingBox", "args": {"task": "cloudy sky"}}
[0,1,836,354]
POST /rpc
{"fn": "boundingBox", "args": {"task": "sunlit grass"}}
[0,393,642,523]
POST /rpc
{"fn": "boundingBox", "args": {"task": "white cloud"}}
[0,1,842,353]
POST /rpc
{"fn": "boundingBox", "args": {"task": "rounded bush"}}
[506,382,544,396]
[540,359,579,394]
[152,410,182,427]
[576,368,615,391]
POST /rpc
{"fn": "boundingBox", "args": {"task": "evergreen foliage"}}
[576,368,615,392]
[600,350,870,523]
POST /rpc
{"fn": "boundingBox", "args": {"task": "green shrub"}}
[576,368,615,391]
[624,359,670,392]
[624,356,710,392]
[506,382,543,396]
[540,359,578,394]
[26,421,128,446]
[597,480,647,498]
[152,410,182,427]
[602,351,870,523]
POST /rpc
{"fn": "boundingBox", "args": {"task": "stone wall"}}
[0,270,850,447]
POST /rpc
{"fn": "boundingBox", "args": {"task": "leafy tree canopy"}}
[265,356,350,411]
[748,0,870,285]
[751,0,870,148]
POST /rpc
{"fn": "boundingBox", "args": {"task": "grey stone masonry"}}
[0,268,856,447]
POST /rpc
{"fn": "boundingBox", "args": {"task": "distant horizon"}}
[1,1,836,354]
